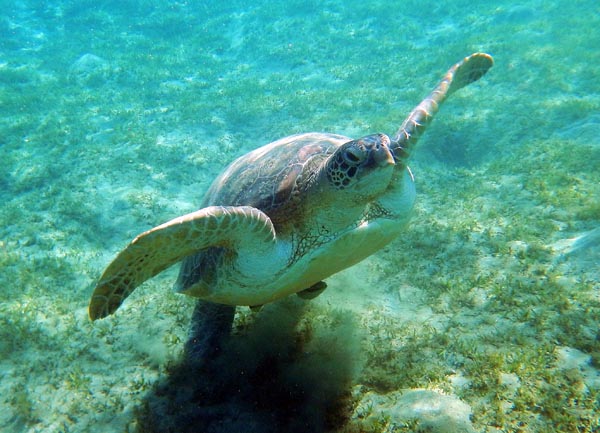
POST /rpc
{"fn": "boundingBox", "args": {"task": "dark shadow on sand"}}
[135,298,357,433]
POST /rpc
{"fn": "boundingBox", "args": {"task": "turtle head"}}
[323,133,395,198]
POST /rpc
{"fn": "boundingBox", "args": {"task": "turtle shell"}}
[201,132,350,229]
[175,132,350,293]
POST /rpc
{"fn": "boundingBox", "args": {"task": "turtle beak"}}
[374,142,395,167]
[371,134,395,168]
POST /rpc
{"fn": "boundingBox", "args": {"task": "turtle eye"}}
[343,147,365,165]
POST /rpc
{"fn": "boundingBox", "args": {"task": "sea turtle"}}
[89,53,493,330]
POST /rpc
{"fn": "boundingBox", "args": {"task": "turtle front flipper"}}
[88,206,276,320]
[391,52,493,162]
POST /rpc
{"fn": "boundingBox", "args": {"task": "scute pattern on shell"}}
[201,133,349,229]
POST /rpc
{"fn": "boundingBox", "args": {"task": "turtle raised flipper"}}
[448,52,494,94]
[391,53,493,162]
[89,206,276,320]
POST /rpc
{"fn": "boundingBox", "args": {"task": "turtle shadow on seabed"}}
[135,297,359,433]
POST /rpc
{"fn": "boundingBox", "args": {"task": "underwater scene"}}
[1,0,599,432]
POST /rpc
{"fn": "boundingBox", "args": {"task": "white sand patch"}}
[556,346,600,389]
[317,257,435,325]
[354,388,476,432]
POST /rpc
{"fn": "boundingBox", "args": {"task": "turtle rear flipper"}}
[88,206,276,320]
[297,281,327,300]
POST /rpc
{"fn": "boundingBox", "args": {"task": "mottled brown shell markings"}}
[204,138,338,231]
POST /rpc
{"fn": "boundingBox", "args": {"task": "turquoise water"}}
[1,1,599,432]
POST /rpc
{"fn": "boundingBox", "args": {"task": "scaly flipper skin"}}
[391,53,493,163]
[88,206,276,320]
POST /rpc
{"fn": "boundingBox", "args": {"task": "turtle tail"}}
[390,52,493,163]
